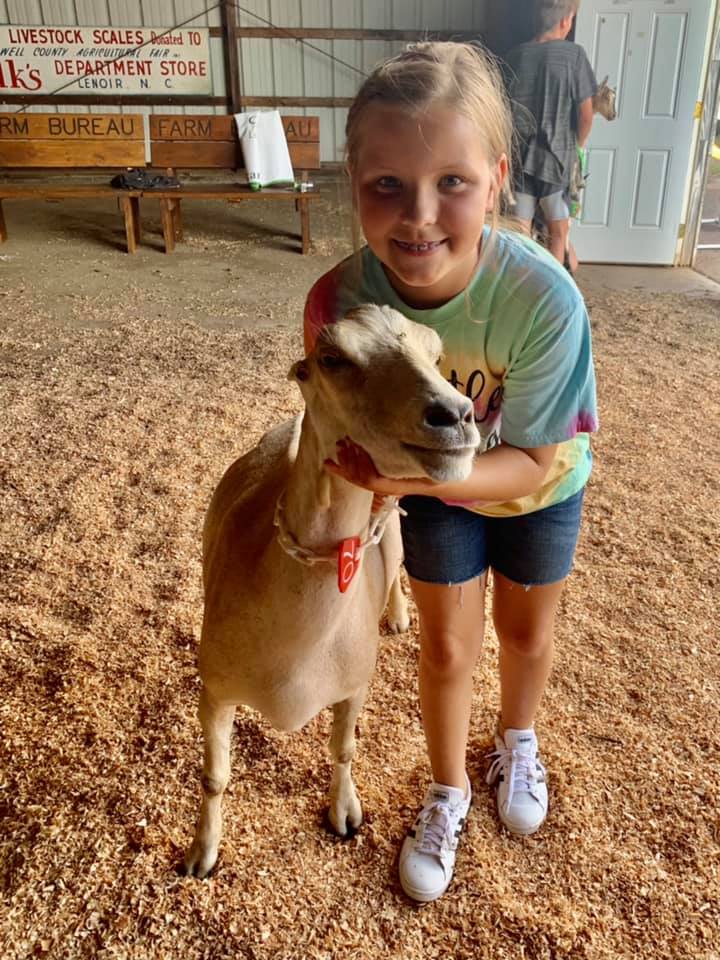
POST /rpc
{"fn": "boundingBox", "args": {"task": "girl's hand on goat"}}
[324,437,386,491]
[324,437,420,498]
[324,437,501,510]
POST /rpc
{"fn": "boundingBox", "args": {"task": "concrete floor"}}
[578,263,720,299]
[1,165,719,306]
[577,171,720,299]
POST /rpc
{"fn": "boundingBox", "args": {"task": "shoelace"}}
[415,802,456,857]
[485,747,547,810]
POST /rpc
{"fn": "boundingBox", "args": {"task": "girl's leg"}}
[398,496,489,900]
[485,489,584,835]
[398,573,485,902]
[409,573,487,792]
[492,573,566,731]
[486,574,567,836]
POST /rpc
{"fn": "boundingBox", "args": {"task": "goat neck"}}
[282,412,374,554]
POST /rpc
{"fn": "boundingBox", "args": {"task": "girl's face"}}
[351,104,507,308]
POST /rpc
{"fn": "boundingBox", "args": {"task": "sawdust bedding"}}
[1,283,718,960]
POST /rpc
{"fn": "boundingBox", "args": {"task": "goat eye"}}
[318,351,349,371]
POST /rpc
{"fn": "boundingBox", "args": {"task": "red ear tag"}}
[338,536,362,593]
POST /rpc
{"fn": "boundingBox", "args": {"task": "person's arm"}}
[325,437,558,504]
[576,96,594,147]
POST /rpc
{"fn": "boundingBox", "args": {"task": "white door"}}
[573,0,715,264]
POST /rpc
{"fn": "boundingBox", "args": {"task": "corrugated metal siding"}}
[237,0,485,160]
[1,1,483,158]
[0,0,225,115]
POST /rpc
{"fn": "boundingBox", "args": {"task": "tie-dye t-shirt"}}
[304,227,598,517]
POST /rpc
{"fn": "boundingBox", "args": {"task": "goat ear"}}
[288,359,310,382]
[600,75,609,86]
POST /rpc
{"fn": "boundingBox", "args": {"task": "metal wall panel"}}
[361,0,391,75]
[5,1,42,22]
[421,0,447,30]
[237,0,273,99]
[0,0,225,114]
[300,0,334,161]
[1,0,482,157]
[38,0,75,21]
[233,0,482,160]
[73,2,111,26]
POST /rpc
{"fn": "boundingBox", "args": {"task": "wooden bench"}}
[0,112,321,255]
[0,113,144,253]
[146,114,321,254]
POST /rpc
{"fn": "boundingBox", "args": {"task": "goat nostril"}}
[458,397,474,424]
[424,402,461,428]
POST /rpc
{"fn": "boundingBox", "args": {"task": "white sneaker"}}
[398,775,471,903]
[486,728,548,836]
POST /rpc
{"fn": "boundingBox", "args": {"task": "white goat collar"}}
[273,492,405,591]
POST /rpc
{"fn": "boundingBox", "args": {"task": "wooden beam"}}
[0,95,230,108]
[239,97,354,108]
[210,26,476,41]
[221,0,243,116]
[0,94,355,109]
[231,28,476,40]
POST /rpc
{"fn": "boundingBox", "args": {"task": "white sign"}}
[0,25,211,96]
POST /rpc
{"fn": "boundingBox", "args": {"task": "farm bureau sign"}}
[0,25,211,95]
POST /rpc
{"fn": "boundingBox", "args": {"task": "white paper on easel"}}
[234,110,295,189]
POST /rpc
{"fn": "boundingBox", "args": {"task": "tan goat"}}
[592,75,617,121]
[183,304,480,878]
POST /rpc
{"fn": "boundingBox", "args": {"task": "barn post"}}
[221,0,242,117]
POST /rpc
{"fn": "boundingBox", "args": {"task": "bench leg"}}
[172,199,183,243]
[0,200,7,243]
[298,196,311,254]
[160,198,176,254]
[131,196,141,246]
[119,196,137,254]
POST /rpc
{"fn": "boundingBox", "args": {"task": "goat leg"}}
[327,687,367,836]
[378,516,409,634]
[386,574,410,633]
[184,687,236,878]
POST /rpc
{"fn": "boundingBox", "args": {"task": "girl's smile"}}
[352,104,507,308]
[393,238,448,255]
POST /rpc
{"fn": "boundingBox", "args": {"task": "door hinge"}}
[694,101,704,119]
[677,223,686,239]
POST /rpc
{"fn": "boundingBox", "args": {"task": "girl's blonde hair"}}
[345,41,515,229]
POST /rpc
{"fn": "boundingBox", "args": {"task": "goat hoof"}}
[323,807,362,840]
[386,613,410,634]
[182,841,218,879]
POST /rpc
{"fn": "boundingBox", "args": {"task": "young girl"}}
[304,42,598,903]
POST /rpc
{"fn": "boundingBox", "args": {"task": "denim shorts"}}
[400,488,585,587]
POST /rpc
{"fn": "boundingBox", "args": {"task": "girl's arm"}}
[576,96,594,147]
[325,438,558,504]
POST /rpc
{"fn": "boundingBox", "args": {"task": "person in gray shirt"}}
[503,0,596,268]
